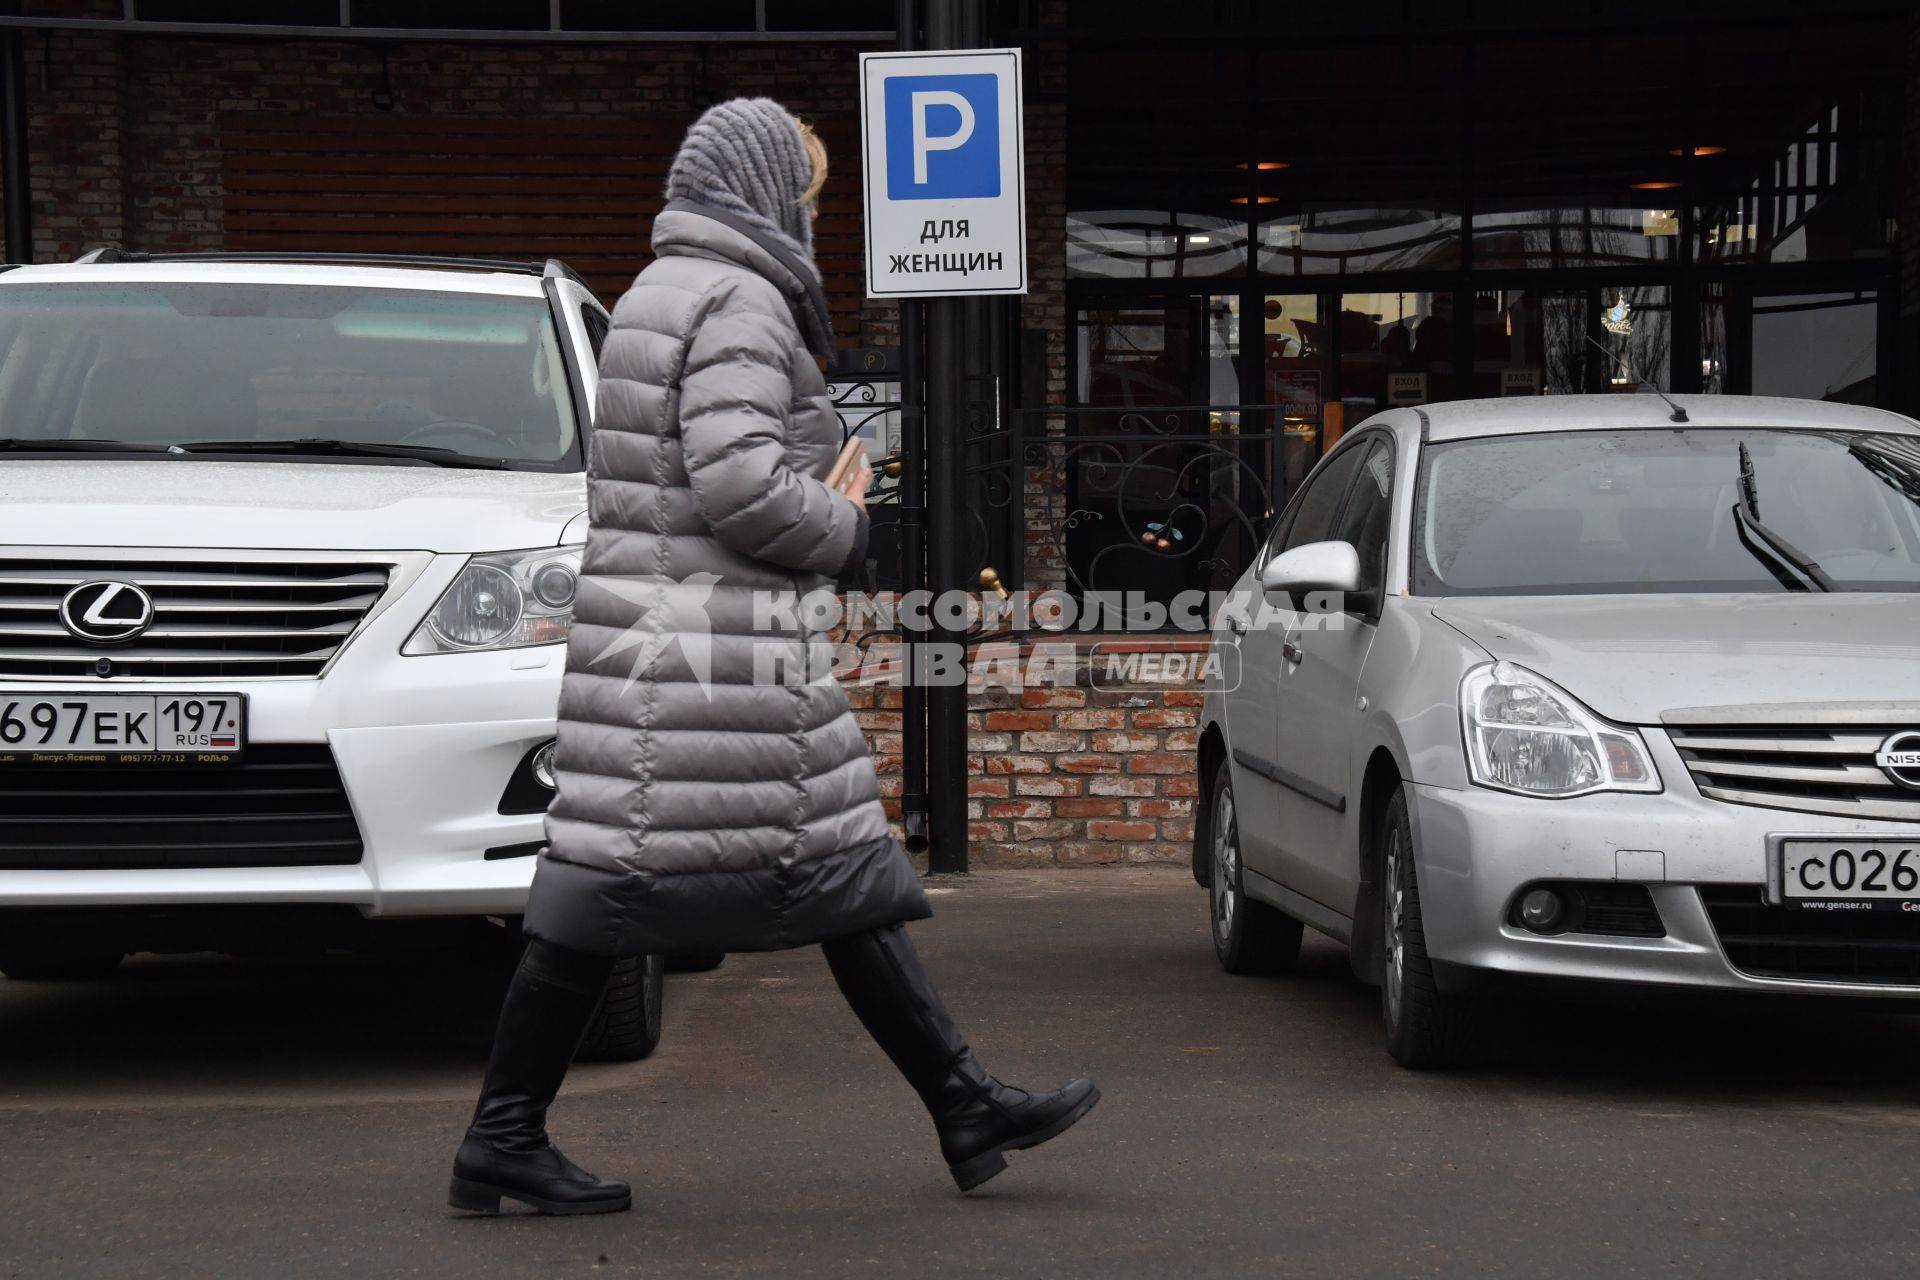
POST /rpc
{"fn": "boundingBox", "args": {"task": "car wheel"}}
[576,953,664,1062]
[665,950,726,974]
[0,933,125,981]
[1380,786,1489,1069]
[1208,765,1304,975]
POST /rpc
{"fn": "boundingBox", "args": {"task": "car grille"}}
[0,557,390,679]
[1700,886,1920,985]
[1669,725,1920,822]
[0,744,363,870]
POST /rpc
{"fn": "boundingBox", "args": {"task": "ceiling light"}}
[1667,145,1727,157]
[1188,234,1212,245]
[1230,195,1280,205]
[1235,161,1290,171]
[1630,180,1681,190]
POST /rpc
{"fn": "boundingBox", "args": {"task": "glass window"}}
[1280,441,1368,554]
[1472,290,1585,398]
[1067,210,1248,279]
[1470,204,1677,270]
[579,304,610,359]
[1752,291,1879,404]
[1339,291,1450,416]
[1694,100,1895,265]
[1255,205,1461,275]
[1595,286,1672,393]
[1414,429,1920,595]
[1700,285,1730,394]
[1262,294,1326,498]
[0,283,579,468]
[1330,438,1395,599]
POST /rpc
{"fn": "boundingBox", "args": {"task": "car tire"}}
[0,938,125,981]
[1208,765,1304,975]
[576,953,664,1062]
[1380,785,1490,1070]
[665,949,726,974]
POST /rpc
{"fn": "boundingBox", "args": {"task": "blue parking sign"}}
[861,48,1025,297]
[883,73,1000,200]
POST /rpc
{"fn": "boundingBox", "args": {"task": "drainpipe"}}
[1,28,29,263]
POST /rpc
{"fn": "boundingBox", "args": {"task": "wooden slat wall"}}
[220,113,866,341]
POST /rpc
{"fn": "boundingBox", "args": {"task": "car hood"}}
[0,459,587,554]
[1430,594,1920,725]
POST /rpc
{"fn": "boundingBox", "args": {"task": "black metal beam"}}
[921,0,973,875]
[0,28,27,264]
[0,16,891,44]
[892,0,930,858]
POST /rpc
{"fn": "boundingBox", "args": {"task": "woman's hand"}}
[842,457,872,513]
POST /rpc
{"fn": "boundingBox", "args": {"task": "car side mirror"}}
[1259,540,1362,604]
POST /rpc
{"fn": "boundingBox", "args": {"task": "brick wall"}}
[846,647,1205,870]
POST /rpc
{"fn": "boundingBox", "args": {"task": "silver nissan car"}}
[1196,394,1920,1069]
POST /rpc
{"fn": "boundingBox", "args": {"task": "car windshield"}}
[1414,427,1920,595]
[0,281,579,469]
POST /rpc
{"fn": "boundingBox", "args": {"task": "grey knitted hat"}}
[665,97,816,260]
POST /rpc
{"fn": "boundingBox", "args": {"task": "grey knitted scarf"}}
[664,98,833,361]
[666,98,817,261]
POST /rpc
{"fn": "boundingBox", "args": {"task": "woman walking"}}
[449,98,1099,1217]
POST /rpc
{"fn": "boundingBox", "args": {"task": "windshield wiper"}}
[1732,440,1834,592]
[175,438,507,470]
[0,437,182,454]
[1848,440,1920,504]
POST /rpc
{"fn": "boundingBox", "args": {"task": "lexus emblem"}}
[58,580,155,644]
[1875,731,1920,790]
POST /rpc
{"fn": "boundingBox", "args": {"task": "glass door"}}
[1751,289,1881,404]
[1067,295,1254,611]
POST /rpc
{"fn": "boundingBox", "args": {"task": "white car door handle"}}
[1283,640,1304,664]
[1224,615,1246,635]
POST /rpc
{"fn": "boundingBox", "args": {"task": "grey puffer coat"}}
[523,207,930,956]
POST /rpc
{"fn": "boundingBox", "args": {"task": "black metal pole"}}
[921,0,972,874]
[892,0,930,856]
[924,296,968,874]
[1,29,30,264]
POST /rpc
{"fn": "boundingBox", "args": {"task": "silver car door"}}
[1271,436,1394,912]
[1230,441,1369,881]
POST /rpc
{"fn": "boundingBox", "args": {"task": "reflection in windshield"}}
[1416,429,1920,595]
[0,282,578,470]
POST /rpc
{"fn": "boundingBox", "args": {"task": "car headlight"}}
[1460,661,1660,797]
[403,546,581,655]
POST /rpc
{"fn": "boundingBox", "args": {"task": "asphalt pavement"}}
[4,866,1920,1279]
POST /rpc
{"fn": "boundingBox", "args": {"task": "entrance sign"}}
[859,48,1027,297]
[1387,372,1427,405]
[1502,368,1542,396]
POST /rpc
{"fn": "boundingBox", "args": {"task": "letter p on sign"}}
[884,73,999,199]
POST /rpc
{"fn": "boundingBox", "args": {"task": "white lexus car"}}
[1198,394,1920,1069]
[0,251,674,1058]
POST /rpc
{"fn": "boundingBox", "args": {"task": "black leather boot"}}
[823,924,1101,1192]
[449,940,633,1216]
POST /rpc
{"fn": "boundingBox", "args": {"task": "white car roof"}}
[1410,394,1920,442]
[0,260,551,298]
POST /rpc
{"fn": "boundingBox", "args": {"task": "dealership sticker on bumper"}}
[1779,839,1920,911]
[0,694,246,764]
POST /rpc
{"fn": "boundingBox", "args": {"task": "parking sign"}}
[859,48,1026,297]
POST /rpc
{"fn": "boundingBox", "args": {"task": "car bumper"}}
[1407,778,1920,999]
[0,559,563,920]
